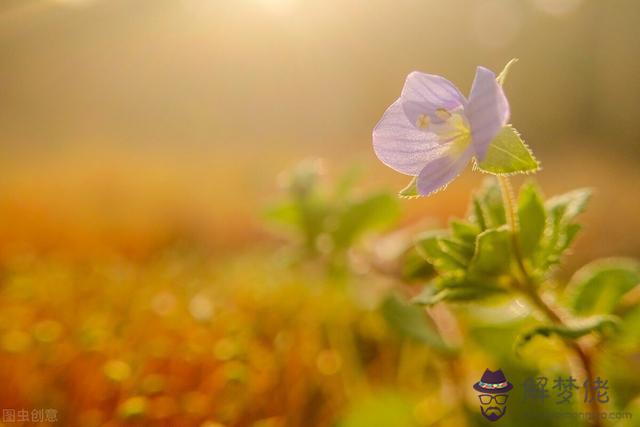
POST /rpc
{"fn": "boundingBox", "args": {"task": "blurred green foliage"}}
[265,160,400,272]
[568,258,640,316]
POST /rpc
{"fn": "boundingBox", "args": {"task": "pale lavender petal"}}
[400,71,467,127]
[466,66,510,160]
[416,148,472,196]
[373,99,447,176]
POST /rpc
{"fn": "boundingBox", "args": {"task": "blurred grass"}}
[0,250,439,426]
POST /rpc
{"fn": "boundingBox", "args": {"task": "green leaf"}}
[264,200,300,228]
[401,247,437,283]
[540,188,591,267]
[567,258,640,315]
[471,197,487,231]
[475,126,540,175]
[517,182,546,257]
[398,177,419,199]
[497,58,519,86]
[477,60,540,176]
[439,237,474,262]
[439,272,508,292]
[559,223,582,254]
[470,226,512,275]
[380,295,452,353]
[469,178,506,228]
[412,286,448,305]
[450,219,481,245]
[415,231,466,273]
[517,315,620,348]
[546,188,591,225]
[413,282,504,306]
[333,192,400,248]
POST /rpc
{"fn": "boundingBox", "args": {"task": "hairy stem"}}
[497,175,602,427]
[497,176,529,285]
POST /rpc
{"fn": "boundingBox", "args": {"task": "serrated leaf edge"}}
[473,126,541,176]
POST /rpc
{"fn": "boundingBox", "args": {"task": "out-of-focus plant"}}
[372,59,640,426]
[265,159,401,273]
[265,161,480,426]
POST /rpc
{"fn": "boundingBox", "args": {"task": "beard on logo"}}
[481,406,506,421]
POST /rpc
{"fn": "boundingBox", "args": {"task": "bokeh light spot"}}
[316,349,342,376]
[189,293,214,321]
[33,319,63,343]
[103,359,132,382]
[117,396,148,420]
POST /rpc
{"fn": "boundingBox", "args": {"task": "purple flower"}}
[373,67,509,196]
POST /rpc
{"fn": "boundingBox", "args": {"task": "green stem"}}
[497,175,602,427]
[497,176,530,286]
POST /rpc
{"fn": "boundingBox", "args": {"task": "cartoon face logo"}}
[473,369,513,422]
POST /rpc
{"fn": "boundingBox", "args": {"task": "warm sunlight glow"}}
[255,0,296,16]
[1,1,639,426]
[533,0,584,16]
[50,0,96,6]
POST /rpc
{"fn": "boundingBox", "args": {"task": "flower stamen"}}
[435,108,452,120]
[416,114,431,129]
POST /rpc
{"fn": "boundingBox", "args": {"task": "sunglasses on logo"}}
[478,394,508,404]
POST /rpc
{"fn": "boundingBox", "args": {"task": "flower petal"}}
[416,147,472,196]
[373,99,447,176]
[400,71,467,128]
[466,66,510,160]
